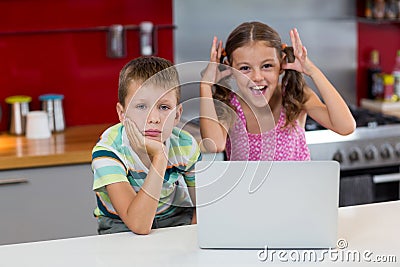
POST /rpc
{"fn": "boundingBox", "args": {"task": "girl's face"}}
[230,41,281,108]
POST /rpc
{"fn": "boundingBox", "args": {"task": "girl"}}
[200,21,355,161]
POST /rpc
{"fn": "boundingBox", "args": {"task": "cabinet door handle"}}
[0,178,29,185]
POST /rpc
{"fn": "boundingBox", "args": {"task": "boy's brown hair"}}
[118,56,181,107]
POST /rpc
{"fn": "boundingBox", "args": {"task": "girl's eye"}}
[136,104,146,110]
[239,66,250,71]
[262,64,273,69]
[159,105,170,111]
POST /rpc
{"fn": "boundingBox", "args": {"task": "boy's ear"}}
[116,103,125,123]
[174,104,183,125]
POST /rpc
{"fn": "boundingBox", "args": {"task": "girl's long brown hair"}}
[214,21,308,127]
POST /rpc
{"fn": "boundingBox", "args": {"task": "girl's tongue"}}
[250,85,267,96]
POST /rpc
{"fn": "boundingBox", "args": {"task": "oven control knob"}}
[332,151,343,163]
[395,143,400,157]
[364,145,376,160]
[380,144,393,159]
[348,149,360,162]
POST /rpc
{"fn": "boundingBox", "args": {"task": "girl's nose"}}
[251,69,264,82]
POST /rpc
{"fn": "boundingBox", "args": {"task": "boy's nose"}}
[147,108,161,124]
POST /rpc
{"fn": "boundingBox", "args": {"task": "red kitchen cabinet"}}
[0,0,174,131]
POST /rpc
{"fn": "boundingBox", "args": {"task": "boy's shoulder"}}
[93,123,124,150]
[170,127,198,147]
[168,127,201,167]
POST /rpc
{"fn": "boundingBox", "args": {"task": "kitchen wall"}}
[0,0,174,132]
[173,0,357,122]
[356,0,400,102]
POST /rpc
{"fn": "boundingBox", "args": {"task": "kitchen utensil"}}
[5,95,32,135]
[39,94,65,132]
[107,24,126,58]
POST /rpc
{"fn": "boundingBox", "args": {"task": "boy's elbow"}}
[126,217,152,235]
[130,224,152,235]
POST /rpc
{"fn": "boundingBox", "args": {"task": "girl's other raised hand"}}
[282,28,316,77]
[201,36,231,85]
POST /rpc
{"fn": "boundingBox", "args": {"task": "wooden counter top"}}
[0,122,203,171]
[0,124,111,170]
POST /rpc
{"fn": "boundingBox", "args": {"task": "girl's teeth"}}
[252,86,264,90]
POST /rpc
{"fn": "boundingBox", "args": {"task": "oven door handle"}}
[373,173,400,183]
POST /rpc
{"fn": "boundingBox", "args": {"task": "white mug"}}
[26,111,51,139]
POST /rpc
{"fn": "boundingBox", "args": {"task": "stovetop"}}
[305,105,400,131]
[305,105,400,170]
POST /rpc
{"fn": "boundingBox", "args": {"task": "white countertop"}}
[0,201,399,267]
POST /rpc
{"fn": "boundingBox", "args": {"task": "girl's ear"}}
[116,103,125,123]
[280,54,287,74]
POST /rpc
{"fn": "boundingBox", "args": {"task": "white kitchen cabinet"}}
[0,164,98,245]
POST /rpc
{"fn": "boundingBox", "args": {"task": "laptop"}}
[195,160,340,249]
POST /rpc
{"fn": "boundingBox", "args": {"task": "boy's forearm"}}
[188,186,197,224]
[125,154,168,234]
[191,208,197,224]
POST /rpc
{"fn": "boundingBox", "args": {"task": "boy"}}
[92,56,201,235]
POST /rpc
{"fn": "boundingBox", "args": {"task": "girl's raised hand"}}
[282,28,315,77]
[201,36,231,84]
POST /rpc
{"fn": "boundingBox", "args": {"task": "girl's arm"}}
[200,83,229,152]
[106,119,168,235]
[200,37,231,152]
[283,28,355,135]
[304,67,356,135]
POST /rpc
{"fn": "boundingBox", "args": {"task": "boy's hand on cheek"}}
[124,118,166,158]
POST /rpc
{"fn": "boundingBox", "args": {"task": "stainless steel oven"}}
[305,106,400,206]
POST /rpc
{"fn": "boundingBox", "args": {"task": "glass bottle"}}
[385,0,399,19]
[393,50,400,99]
[373,0,386,19]
[365,0,373,18]
[367,50,383,99]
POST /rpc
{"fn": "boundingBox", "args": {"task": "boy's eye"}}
[136,104,146,110]
[159,105,170,111]
[239,66,250,71]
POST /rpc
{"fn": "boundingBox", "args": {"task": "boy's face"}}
[117,80,182,143]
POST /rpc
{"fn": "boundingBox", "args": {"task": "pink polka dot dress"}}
[225,94,311,161]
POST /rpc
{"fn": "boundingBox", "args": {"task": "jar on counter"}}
[39,94,65,132]
[5,95,32,135]
[382,74,395,101]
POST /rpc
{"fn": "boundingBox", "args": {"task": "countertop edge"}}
[0,151,92,170]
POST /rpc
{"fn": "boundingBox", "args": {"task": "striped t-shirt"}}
[92,123,201,219]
